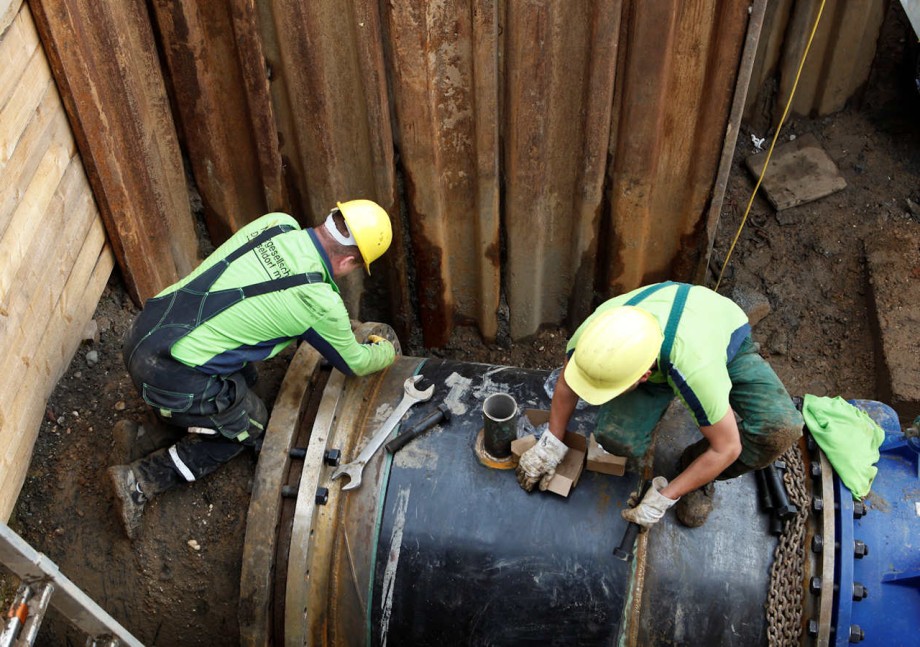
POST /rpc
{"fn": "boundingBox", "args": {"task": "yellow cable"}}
[715,0,826,291]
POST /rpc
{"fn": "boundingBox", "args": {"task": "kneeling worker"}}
[109,200,397,539]
[516,281,803,529]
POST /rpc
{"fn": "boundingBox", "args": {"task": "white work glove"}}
[621,476,679,528]
[516,429,568,492]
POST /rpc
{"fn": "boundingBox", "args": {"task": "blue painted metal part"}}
[832,474,856,646]
[838,400,919,644]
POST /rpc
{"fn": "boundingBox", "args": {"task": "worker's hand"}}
[621,476,679,528]
[516,429,568,492]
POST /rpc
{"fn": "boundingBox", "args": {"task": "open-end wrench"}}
[330,375,434,491]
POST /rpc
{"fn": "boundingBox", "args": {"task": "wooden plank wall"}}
[0,1,114,521]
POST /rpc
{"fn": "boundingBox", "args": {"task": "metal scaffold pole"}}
[0,523,143,647]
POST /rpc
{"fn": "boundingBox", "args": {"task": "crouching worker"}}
[516,281,803,529]
[108,200,397,539]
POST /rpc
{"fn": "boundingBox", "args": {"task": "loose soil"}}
[7,25,920,647]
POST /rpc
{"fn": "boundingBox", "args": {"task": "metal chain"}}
[765,444,810,646]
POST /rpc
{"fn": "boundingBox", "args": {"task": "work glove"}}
[367,334,387,344]
[621,476,679,528]
[516,429,568,492]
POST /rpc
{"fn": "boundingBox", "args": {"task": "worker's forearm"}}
[548,366,578,440]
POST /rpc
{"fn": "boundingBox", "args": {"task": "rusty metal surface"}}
[503,0,621,338]
[606,1,749,300]
[814,448,836,647]
[384,0,501,345]
[150,0,284,244]
[747,0,887,124]
[33,0,768,340]
[296,357,424,647]
[29,0,198,304]
[238,344,323,647]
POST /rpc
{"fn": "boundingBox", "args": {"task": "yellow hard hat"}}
[336,199,392,273]
[564,306,664,405]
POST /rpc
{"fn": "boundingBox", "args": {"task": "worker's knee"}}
[741,423,803,470]
[594,430,650,460]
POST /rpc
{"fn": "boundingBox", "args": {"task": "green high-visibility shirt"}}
[162,213,394,377]
[567,283,751,426]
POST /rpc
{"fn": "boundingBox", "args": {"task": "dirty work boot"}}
[112,419,183,464]
[107,465,149,540]
[676,481,715,528]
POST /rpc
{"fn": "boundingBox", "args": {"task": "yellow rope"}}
[715,0,827,291]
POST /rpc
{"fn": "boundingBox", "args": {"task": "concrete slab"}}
[863,223,920,423]
[746,133,847,210]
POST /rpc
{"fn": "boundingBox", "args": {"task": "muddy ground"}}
[7,25,920,647]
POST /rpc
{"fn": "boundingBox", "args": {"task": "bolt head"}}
[812,535,824,553]
[848,624,865,643]
[854,539,868,558]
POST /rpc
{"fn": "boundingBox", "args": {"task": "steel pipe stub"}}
[474,393,518,469]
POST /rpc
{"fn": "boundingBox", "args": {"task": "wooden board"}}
[0,84,70,230]
[0,0,23,39]
[0,5,39,107]
[0,237,113,521]
[0,135,74,300]
[0,37,52,164]
[745,133,847,210]
[0,158,95,380]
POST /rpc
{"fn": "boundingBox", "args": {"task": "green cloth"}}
[802,395,884,499]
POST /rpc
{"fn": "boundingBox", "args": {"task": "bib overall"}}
[122,225,322,488]
[593,282,802,478]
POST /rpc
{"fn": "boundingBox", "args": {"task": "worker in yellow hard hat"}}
[516,281,803,529]
[108,199,396,539]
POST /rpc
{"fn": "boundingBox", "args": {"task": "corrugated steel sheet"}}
[35,0,765,345]
[746,0,887,125]
[30,0,198,305]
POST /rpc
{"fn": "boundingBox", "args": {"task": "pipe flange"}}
[473,429,515,470]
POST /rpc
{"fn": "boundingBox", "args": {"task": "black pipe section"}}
[763,463,797,521]
[754,468,773,513]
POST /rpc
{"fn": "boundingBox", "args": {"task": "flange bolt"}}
[813,497,824,513]
[853,500,867,518]
[323,449,341,466]
[810,463,822,478]
[848,625,865,643]
[811,535,824,553]
[854,539,868,558]
[315,487,329,505]
[809,576,822,595]
[852,583,868,601]
[807,619,819,637]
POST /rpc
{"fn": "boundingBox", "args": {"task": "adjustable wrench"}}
[330,375,434,491]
